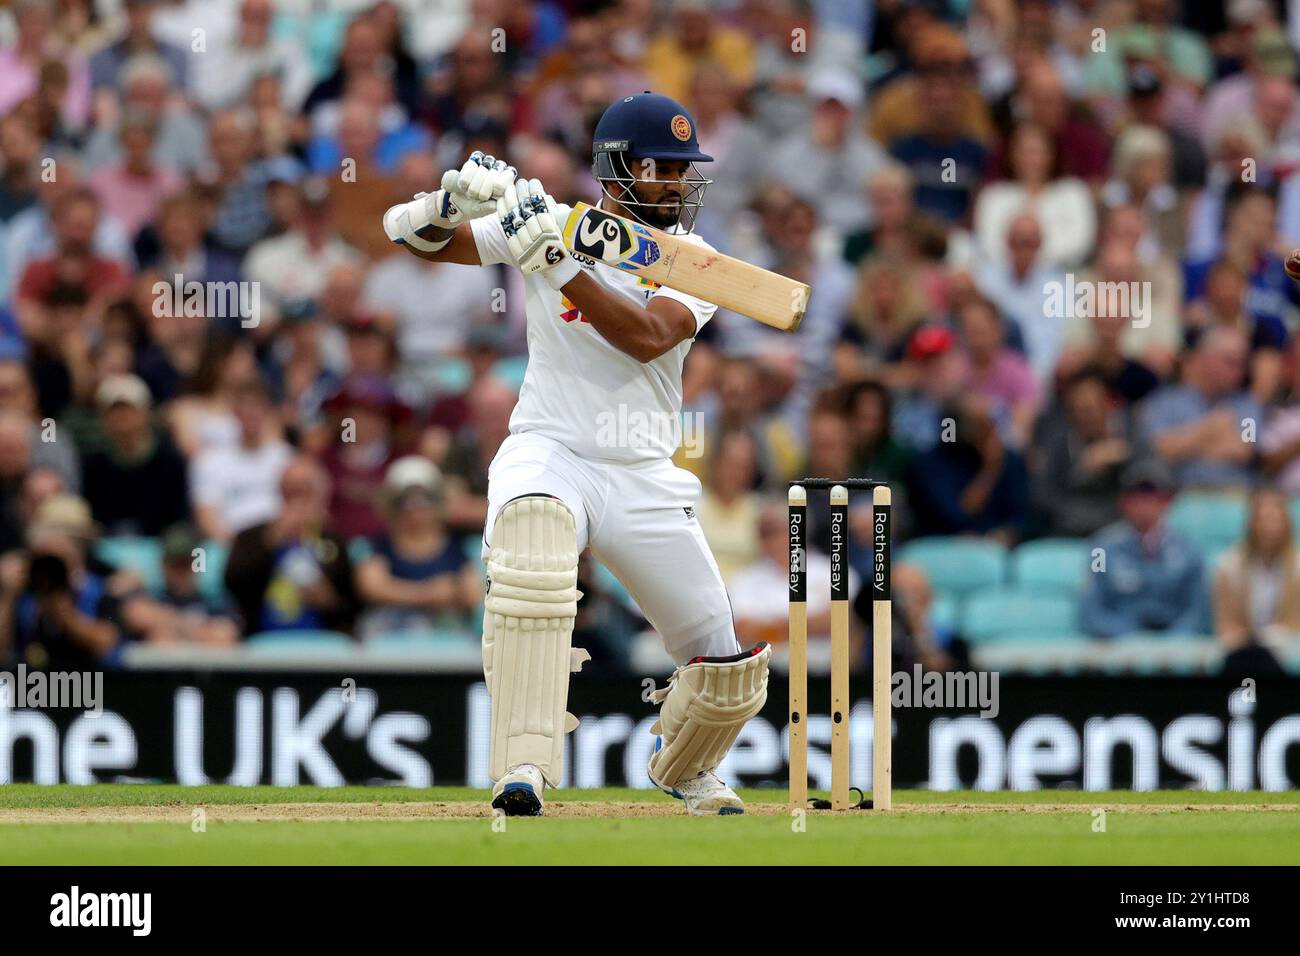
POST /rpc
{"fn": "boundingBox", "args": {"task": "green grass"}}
[3,784,1296,809]
[1,785,1297,865]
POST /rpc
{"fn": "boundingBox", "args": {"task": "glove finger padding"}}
[648,643,771,790]
[443,153,516,218]
[459,151,501,201]
[497,178,579,288]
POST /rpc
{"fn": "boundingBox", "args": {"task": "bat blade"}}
[561,203,807,332]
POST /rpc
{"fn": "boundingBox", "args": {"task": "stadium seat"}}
[348,536,375,565]
[493,355,529,391]
[1166,493,1247,554]
[95,535,164,594]
[970,634,1098,675]
[246,630,354,652]
[899,537,1007,599]
[429,356,472,394]
[1010,538,1089,595]
[1101,633,1222,676]
[197,540,229,601]
[1200,541,1232,584]
[929,592,960,634]
[367,629,474,653]
[1275,642,1300,673]
[961,588,1079,644]
[592,559,639,614]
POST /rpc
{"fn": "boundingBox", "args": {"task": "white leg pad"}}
[647,643,771,789]
[482,496,584,787]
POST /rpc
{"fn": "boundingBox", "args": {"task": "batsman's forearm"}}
[417,224,455,247]
[402,228,453,262]
[560,272,681,363]
[384,192,484,265]
[395,223,482,265]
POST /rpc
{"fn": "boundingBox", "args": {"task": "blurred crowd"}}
[1,0,1300,674]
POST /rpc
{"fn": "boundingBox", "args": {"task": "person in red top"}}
[958,296,1041,450]
[15,187,128,338]
[318,376,410,539]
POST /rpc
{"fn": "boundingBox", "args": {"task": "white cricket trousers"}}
[482,432,740,664]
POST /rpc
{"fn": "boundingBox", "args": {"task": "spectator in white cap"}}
[80,373,190,536]
[763,66,886,235]
[82,53,208,175]
[354,455,480,640]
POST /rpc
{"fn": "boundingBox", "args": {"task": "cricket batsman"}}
[382,93,770,816]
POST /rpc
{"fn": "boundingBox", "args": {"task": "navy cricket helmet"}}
[591,92,713,231]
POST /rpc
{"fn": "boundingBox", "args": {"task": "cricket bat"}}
[561,203,808,332]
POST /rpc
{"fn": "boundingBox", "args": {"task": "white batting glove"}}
[383,151,516,252]
[498,178,581,290]
[444,151,517,220]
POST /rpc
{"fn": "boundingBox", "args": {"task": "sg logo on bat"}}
[565,207,661,270]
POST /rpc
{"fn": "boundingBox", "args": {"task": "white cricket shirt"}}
[471,204,717,465]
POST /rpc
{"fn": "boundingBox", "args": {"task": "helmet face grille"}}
[593,149,711,233]
[589,92,713,232]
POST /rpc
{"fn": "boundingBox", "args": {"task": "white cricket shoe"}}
[648,736,746,815]
[657,768,746,816]
[491,764,545,816]
[672,770,746,816]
